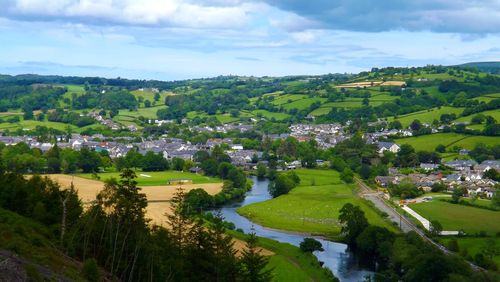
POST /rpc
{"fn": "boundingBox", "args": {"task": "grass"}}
[410,201,500,235]
[440,237,500,266]
[270,94,307,106]
[229,230,335,281]
[0,208,85,280]
[77,170,220,186]
[388,107,464,127]
[281,97,327,111]
[452,135,500,149]
[454,109,500,124]
[395,133,467,151]
[252,110,290,121]
[238,169,396,239]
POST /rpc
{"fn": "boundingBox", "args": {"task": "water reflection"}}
[216,177,373,282]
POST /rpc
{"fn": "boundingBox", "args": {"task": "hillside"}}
[0,208,87,281]
[456,62,500,74]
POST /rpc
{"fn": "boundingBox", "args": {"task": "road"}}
[355,178,484,271]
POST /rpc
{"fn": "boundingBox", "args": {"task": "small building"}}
[167,178,193,185]
[377,142,400,154]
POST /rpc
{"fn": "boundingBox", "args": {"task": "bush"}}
[81,258,100,282]
[299,238,324,253]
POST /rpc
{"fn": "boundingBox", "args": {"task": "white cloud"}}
[7,0,254,29]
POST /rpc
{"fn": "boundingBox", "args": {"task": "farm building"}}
[167,178,193,185]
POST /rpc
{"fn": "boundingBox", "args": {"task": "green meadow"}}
[78,171,220,186]
[389,106,464,127]
[411,201,500,235]
[238,169,396,239]
[395,133,467,151]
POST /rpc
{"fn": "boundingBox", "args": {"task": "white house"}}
[377,142,400,154]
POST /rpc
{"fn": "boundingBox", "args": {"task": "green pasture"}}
[395,133,467,151]
[252,110,290,121]
[410,201,500,235]
[237,169,396,239]
[78,171,220,186]
[281,97,327,111]
[389,107,464,127]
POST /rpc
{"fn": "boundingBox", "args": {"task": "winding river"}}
[218,177,373,282]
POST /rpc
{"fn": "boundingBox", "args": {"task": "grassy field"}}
[440,237,500,266]
[78,171,220,186]
[388,107,464,127]
[270,94,307,106]
[454,109,500,124]
[395,133,468,151]
[452,135,500,149]
[410,201,500,235]
[281,97,326,111]
[238,169,396,239]
[229,231,335,281]
[252,110,290,121]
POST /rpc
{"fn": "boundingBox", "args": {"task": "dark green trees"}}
[268,171,300,198]
[338,203,369,245]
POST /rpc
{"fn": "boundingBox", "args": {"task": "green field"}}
[238,169,396,239]
[410,201,500,235]
[395,133,467,151]
[252,110,290,121]
[282,97,326,111]
[117,105,167,120]
[270,94,307,106]
[229,231,335,281]
[452,135,499,149]
[440,237,500,266]
[454,109,500,124]
[78,171,220,186]
[389,107,465,127]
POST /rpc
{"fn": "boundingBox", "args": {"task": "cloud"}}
[2,0,256,29]
[263,0,500,34]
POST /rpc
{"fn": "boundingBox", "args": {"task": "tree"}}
[435,144,446,153]
[154,92,160,102]
[268,171,300,198]
[340,168,354,183]
[299,238,324,253]
[410,119,422,131]
[338,203,369,245]
[239,232,272,282]
[483,168,500,181]
[451,186,467,203]
[396,144,418,167]
[81,258,100,282]
[430,220,442,236]
[78,147,101,173]
[256,162,267,180]
[144,99,151,107]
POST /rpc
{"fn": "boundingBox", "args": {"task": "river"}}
[217,177,373,282]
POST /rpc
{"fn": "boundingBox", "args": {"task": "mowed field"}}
[440,237,500,266]
[238,169,396,239]
[388,106,464,127]
[395,133,499,151]
[45,173,222,225]
[78,171,220,186]
[410,200,500,235]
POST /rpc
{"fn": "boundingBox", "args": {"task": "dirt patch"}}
[336,80,405,88]
[233,239,274,257]
[0,112,22,116]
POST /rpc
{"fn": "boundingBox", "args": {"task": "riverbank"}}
[237,169,397,240]
[229,230,337,281]
[218,175,374,281]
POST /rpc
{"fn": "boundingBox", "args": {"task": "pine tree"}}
[239,231,272,282]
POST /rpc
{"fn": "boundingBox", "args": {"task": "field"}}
[440,237,500,266]
[43,174,222,225]
[454,109,500,124]
[229,231,336,281]
[238,169,396,239]
[281,97,326,111]
[395,133,467,151]
[252,109,290,121]
[410,201,500,235]
[388,107,464,127]
[77,171,220,186]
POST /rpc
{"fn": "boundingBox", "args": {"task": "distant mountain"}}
[455,61,500,74]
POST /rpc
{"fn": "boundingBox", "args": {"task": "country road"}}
[355,178,484,271]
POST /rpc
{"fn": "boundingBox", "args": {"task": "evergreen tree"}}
[239,231,272,282]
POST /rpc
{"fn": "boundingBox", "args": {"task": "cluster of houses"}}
[376,160,499,198]
[289,123,348,148]
[191,123,254,133]
[87,111,138,132]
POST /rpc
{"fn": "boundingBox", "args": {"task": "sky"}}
[0,0,499,80]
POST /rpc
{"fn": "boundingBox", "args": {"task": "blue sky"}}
[0,0,499,80]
